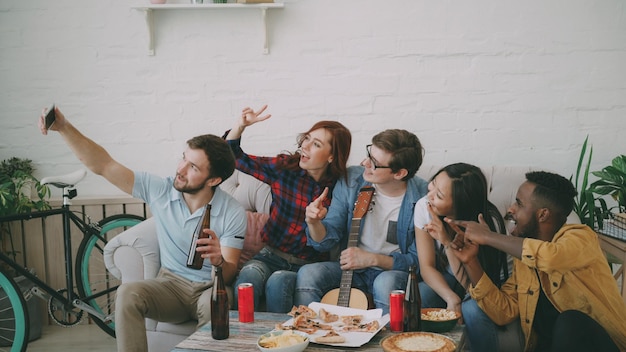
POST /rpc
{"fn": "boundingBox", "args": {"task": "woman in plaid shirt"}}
[226,105,352,313]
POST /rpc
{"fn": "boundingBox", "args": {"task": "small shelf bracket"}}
[132,3,284,56]
[143,8,155,56]
[261,7,268,54]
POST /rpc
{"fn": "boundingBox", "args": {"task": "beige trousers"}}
[115,268,213,352]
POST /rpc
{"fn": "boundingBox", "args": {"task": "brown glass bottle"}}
[403,265,422,332]
[211,266,229,340]
[187,204,211,269]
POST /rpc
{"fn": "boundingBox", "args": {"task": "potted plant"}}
[571,136,626,228]
[589,154,626,228]
[0,157,51,265]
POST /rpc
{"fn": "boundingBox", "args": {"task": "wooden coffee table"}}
[172,310,464,351]
[597,232,626,305]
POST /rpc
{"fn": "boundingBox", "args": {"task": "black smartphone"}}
[45,104,56,130]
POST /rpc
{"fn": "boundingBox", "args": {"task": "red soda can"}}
[389,290,405,332]
[237,283,254,323]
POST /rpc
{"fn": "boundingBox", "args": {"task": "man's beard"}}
[174,174,210,194]
[517,215,540,239]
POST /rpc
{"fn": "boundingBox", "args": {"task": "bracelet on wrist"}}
[214,255,225,268]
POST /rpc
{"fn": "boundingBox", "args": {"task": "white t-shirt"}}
[359,187,403,258]
[413,196,455,275]
[413,196,431,232]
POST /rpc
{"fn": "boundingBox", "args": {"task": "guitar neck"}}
[337,217,361,307]
[346,218,360,248]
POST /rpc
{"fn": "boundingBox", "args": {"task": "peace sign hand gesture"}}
[239,105,271,128]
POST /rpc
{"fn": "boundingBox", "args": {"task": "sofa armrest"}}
[220,170,272,213]
[104,217,161,283]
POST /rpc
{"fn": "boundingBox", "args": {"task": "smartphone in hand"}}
[44,104,56,130]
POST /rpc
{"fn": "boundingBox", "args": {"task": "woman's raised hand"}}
[305,187,329,223]
[423,202,451,245]
[240,105,271,128]
[227,105,272,140]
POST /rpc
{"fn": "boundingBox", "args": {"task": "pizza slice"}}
[341,319,379,333]
[288,305,317,319]
[293,314,333,331]
[319,307,339,323]
[276,321,318,335]
[314,330,346,344]
[340,314,364,326]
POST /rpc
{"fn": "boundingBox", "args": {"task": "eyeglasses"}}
[365,144,392,170]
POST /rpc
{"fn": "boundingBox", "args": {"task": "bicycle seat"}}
[41,169,87,188]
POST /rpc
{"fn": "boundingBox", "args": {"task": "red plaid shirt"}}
[227,138,334,262]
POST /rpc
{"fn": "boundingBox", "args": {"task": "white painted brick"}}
[0,0,624,196]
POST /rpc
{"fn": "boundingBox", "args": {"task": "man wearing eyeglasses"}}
[294,129,428,313]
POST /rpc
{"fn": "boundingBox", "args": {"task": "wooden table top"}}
[172,310,464,352]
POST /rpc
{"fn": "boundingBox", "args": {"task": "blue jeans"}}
[419,270,465,308]
[234,247,300,313]
[294,261,408,315]
[462,298,525,352]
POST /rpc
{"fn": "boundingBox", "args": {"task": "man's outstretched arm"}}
[39,106,134,195]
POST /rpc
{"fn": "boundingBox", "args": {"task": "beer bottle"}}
[187,204,211,269]
[403,265,422,331]
[211,265,229,340]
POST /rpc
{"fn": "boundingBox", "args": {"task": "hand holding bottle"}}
[196,229,224,267]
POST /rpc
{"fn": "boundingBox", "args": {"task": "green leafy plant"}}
[0,157,51,268]
[589,154,626,220]
[570,136,603,228]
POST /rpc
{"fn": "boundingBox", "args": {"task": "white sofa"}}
[104,165,575,352]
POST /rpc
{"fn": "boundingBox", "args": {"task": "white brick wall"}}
[0,0,624,197]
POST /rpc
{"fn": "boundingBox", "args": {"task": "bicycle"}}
[0,170,145,352]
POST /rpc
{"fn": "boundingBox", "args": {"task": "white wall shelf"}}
[132,3,285,55]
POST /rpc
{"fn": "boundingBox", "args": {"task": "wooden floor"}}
[26,324,116,352]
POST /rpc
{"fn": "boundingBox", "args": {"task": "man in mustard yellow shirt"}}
[447,171,626,352]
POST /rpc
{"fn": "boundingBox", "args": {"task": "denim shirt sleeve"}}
[306,172,353,252]
[389,227,418,272]
[306,167,367,252]
[389,176,427,272]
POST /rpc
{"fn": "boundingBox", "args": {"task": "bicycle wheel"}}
[0,270,29,352]
[76,214,144,337]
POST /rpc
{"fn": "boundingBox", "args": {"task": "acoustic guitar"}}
[321,186,375,309]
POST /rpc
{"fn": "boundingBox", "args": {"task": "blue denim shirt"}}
[306,166,428,272]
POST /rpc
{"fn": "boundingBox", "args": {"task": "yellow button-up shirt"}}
[469,224,626,351]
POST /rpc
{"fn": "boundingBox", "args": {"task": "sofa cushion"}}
[239,211,269,271]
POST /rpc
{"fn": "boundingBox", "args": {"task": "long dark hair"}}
[433,163,509,287]
[279,120,352,183]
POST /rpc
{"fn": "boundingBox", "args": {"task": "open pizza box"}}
[279,302,390,347]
